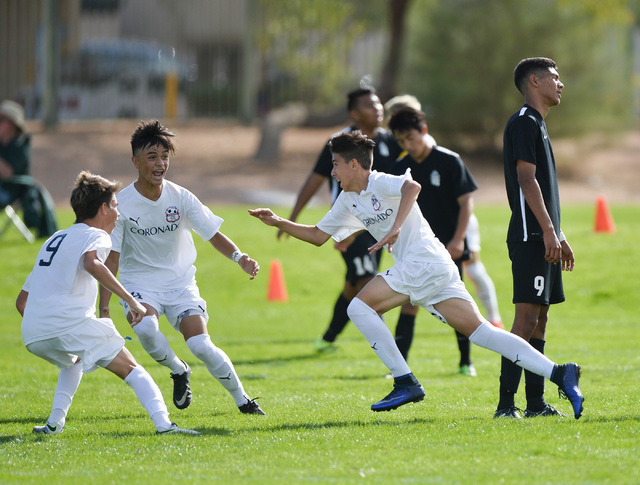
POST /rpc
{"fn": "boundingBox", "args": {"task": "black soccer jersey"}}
[313,126,401,202]
[503,105,561,243]
[391,145,478,248]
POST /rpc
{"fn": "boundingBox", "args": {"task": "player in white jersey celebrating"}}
[99,120,264,415]
[17,171,198,435]
[249,130,583,418]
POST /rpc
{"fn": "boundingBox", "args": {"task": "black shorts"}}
[509,242,564,305]
[341,232,381,284]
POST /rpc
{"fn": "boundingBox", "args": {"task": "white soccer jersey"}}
[110,180,223,292]
[317,170,452,265]
[21,224,112,345]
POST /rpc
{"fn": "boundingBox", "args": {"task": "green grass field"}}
[1,203,639,484]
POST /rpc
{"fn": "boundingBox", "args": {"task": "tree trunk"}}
[378,0,412,103]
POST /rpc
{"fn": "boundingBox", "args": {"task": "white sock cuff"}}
[468,321,496,347]
[464,261,487,281]
[186,333,211,354]
[347,297,376,320]
[133,315,160,338]
[123,364,145,384]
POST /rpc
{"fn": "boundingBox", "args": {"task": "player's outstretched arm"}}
[278,171,326,240]
[84,250,147,324]
[249,208,331,247]
[209,232,260,280]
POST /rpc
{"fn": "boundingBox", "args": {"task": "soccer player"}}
[280,87,401,353]
[99,120,264,415]
[249,130,583,419]
[384,96,503,372]
[495,57,575,418]
[388,107,478,375]
[17,171,198,435]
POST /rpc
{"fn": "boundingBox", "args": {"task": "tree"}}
[378,0,413,102]
[401,0,636,151]
[253,0,386,162]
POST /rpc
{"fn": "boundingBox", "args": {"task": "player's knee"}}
[468,321,497,347]
[132,315,160,339]
[347,297,376,321]
[186,333,214,360]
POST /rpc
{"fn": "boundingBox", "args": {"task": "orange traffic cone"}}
[594,196,616,233]
[267,260,288,302]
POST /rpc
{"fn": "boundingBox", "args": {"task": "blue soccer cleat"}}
[371,381,425,412]
[554,363,584,419]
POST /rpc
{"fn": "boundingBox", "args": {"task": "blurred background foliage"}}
[2,0,638,150]
[402,0,637,148]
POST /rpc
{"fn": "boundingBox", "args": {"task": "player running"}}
[99,120,265,415]
[249,130,584,418]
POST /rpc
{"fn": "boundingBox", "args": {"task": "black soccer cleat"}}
[238,397,266,415]
[493,406,523,419]
[170,360,192,410]
[524,403,567,418]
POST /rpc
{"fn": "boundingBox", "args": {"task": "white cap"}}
[0,100,25,132]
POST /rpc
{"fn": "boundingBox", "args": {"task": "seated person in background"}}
[0,100,30,206]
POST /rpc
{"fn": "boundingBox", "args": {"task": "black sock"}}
[525,338,546,411]
[395,313,416,361]
[497,356,524,410]
[322,293,350,342]
[456,330,471,366]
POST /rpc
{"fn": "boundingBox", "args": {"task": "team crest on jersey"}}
[165,206,180,223]
[371,194,381,211]
[430,170,441,187]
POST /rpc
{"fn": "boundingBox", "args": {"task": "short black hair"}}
[329,130,376,170]
[130,120,176,156]
[388,107,425,134]
[514,57,557,95]
[347,88,376,112]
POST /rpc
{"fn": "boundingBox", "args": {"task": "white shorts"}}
[121,283,209,331]
[466,213,481,253]
[26,318,125,373]
[380,258,473,324]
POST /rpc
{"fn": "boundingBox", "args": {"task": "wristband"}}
[231,250,245,264]
[558,231,566,242]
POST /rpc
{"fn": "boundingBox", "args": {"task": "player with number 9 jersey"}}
[21,224,112,346]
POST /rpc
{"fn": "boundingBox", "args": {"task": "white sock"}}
[186,334,248,406]
[124,365,172,431]
[48,360,83,428]
[469,322,555,378]
[347,298,412,378]
[133,315,185,374]
[465,261,501,323]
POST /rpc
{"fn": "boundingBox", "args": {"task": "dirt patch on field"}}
[27,119,640,207]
